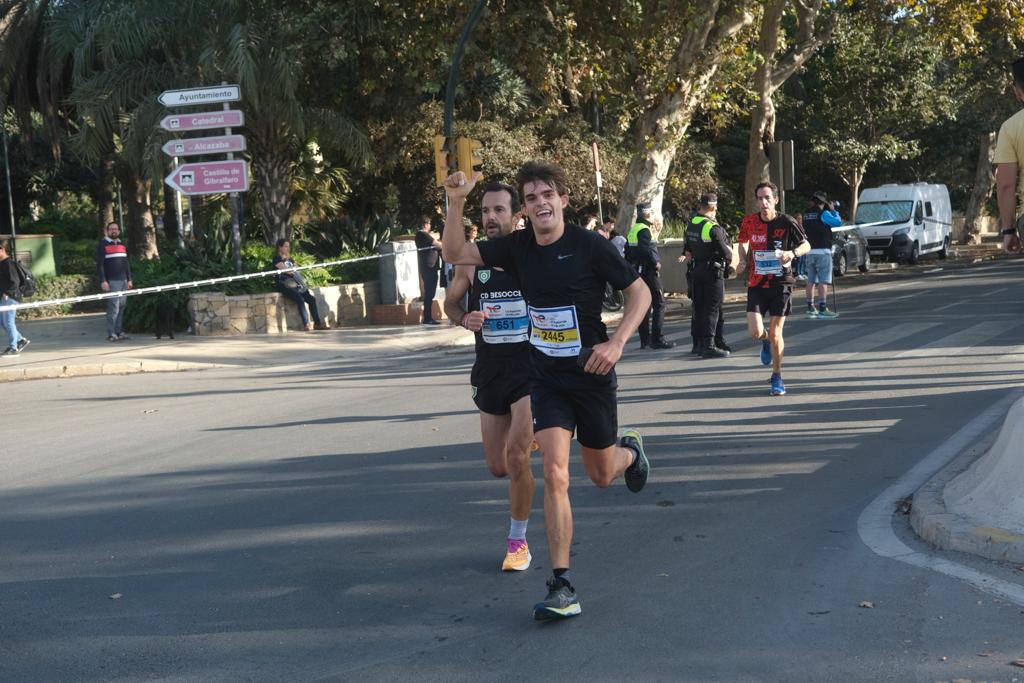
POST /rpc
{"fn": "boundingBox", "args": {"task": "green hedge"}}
[19,274,101,319]
[60,239,97,276]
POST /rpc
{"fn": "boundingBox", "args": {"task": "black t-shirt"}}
[470,265,531,361]
[272,255,293,284]
[415,230,440,270]
[476,223,639,369]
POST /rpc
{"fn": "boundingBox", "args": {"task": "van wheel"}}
[908,242,920,265]
[937,237,948,260]
[859,252,871,273]
[834,251,848,276]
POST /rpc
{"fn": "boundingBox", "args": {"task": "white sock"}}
[508,518,528,541]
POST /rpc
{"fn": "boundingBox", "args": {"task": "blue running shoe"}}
[770,374,786,396]
[760,339,772,366]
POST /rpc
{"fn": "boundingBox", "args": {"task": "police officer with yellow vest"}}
[626,203,674,349]
[683,193,733,358]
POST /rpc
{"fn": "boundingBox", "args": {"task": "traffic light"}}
[456,137,484,181]
[434,135,457,187]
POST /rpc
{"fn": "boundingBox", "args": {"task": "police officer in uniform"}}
[626,202,674,349]
[683,193,733,358]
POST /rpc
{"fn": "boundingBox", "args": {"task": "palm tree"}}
[199,0,372,244]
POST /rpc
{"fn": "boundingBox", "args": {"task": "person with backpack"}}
[0,239,31,356]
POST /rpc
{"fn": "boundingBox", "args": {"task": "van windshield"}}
[856,201,913,226]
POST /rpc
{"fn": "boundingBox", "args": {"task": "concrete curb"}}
[909,417,1024,564]
[0,360,229,383]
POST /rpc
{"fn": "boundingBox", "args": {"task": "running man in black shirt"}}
[444,182,536,573]
[442,161,652,621]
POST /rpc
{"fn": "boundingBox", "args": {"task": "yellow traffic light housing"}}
[434,135,457,187]
[456,137,484,181]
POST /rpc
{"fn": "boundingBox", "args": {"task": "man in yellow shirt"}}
[994,57,1024,254]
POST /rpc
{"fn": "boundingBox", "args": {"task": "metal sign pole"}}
[1,120,16,252]
[173,156,185,246]
[222,84,242,274]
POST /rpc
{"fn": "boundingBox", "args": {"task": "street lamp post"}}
[440,0,487,216]
[443,0,489,141]
[2,119,16,253]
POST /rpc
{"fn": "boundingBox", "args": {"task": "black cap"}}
[636,202,652,214]
[812,191,828,204]
[700,192,718,207]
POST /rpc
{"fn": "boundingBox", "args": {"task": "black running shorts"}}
[530,364,618,449]
[471,359,530,416]
[746,285,793,318]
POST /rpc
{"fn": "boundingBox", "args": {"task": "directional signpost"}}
[160,110,244,132]
[159,84,247,272]
[161,135,246,157]
[165,160,250,196]
[157,84,240,108]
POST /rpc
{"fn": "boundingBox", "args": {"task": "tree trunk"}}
[615,2,754,232]
[964,131,997,245]
[162,182,180,243]
[745,93,776,214]
[847,165,865,221]
[125,175,159,260]
[744,0,833,214]
[252,143,293,245]
[96,154,116,235]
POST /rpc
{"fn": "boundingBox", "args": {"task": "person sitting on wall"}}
[273,238,329,331]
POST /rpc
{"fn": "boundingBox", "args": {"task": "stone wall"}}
[188,281,380,336]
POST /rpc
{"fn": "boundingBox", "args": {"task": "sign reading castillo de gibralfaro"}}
[164,160,250,197]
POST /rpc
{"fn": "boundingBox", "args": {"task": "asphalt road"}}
[2,258,1023,683]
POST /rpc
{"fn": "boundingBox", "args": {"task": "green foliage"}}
[20,274,99,319]
[58,239,97,275]
[297,215,393,256]
[19,195,99,241]
[796,12,947,207]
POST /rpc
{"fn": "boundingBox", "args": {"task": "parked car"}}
[832,227,871,276]
[856,183,952,264]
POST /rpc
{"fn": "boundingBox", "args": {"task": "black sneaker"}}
[619,428,649,492]
[2,346,18,356]
[533,577,581,620]
[116,333,131,341]
[650,338,676,350]
[715,340,732,353]
[16,338,30,352]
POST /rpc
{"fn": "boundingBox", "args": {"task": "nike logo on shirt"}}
[557,254,573,260]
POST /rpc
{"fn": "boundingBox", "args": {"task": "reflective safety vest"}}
[626,221,650,246]
[685,215,719,266]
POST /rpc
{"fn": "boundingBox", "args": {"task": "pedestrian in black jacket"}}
[0,239,30,356]
[95,222,133,341]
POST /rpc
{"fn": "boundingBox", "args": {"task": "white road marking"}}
[857,391,1024,606]
[893,320,1019,359]
[812,322,941,363]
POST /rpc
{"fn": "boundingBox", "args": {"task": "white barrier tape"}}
[830,219,896,233]
[0,245,440,313]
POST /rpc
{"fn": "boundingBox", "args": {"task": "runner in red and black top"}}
[443,181,536,575]
[737,181,811,396]
[441,161,652,622]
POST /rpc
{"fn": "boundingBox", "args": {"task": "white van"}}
[855,183,952,264]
